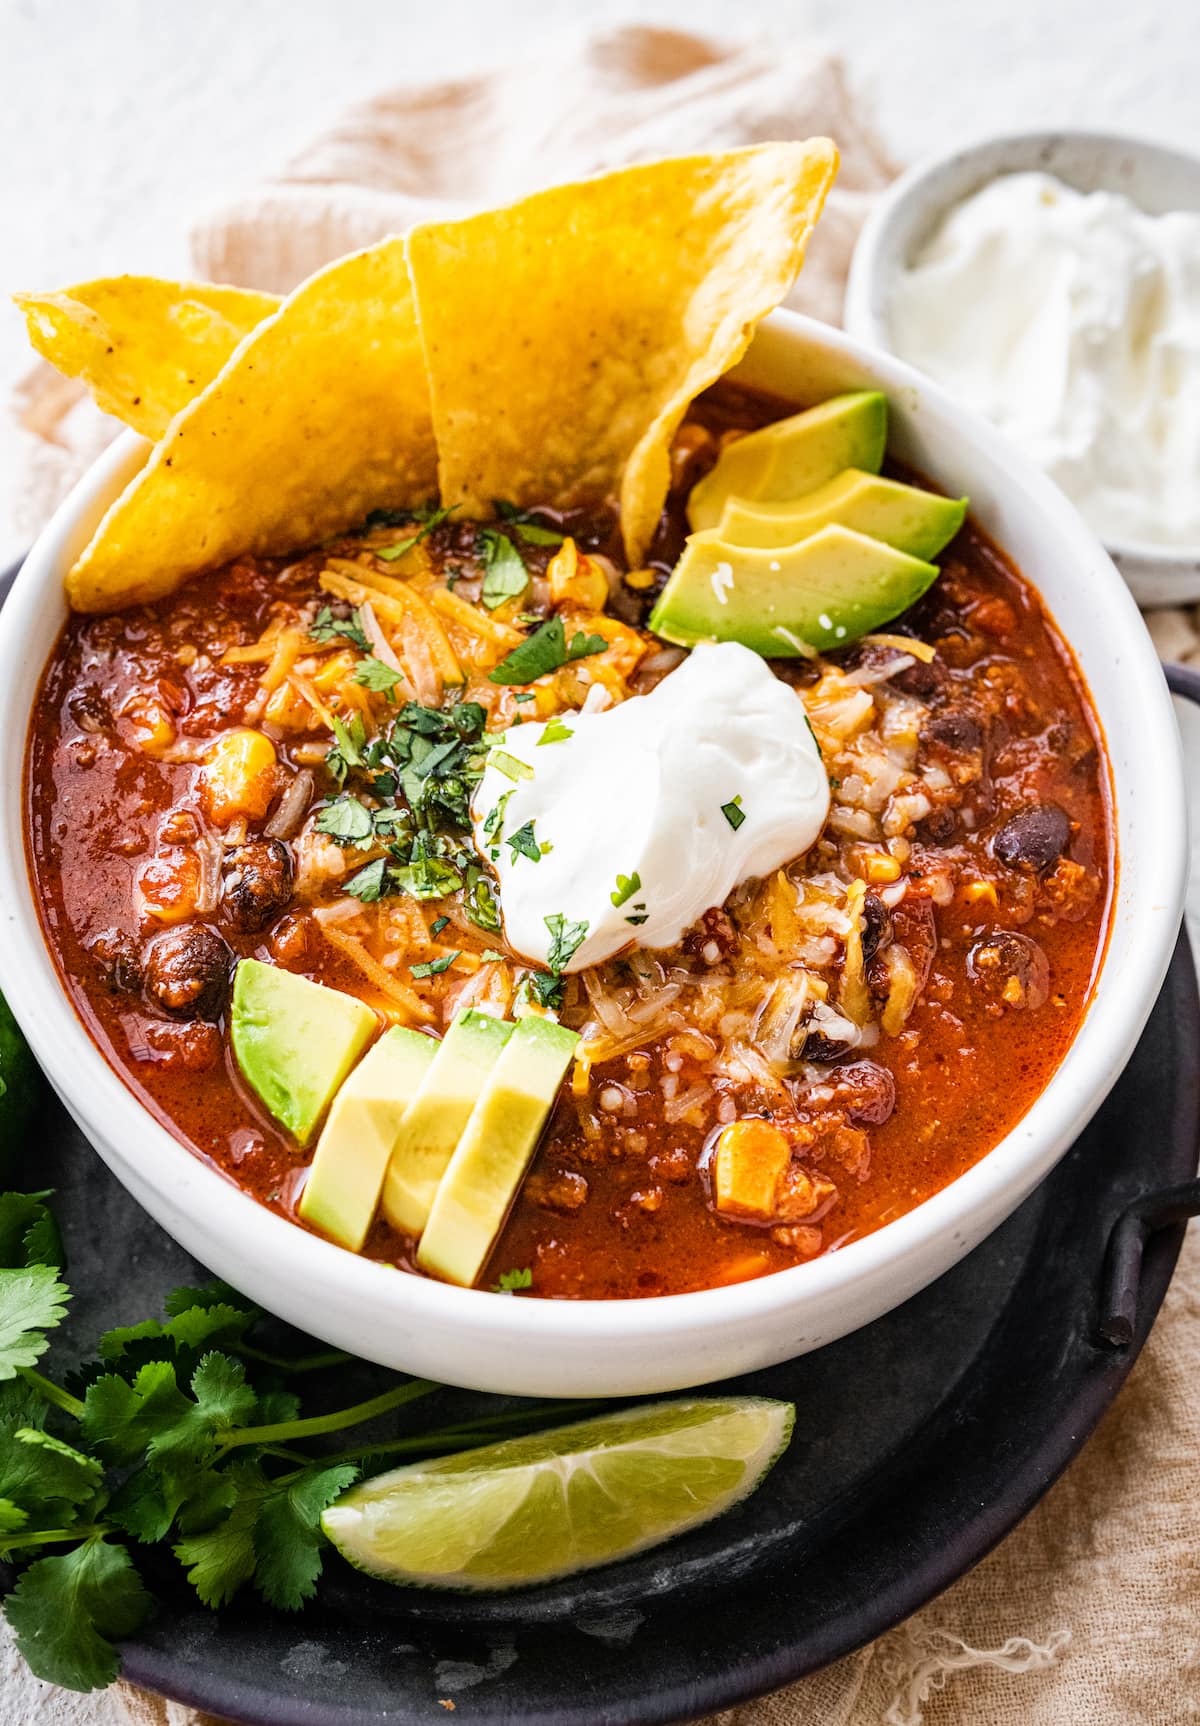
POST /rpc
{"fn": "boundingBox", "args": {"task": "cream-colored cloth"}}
[5,24,1197,1726]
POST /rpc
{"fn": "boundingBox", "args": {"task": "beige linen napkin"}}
[6,25,1198,1726]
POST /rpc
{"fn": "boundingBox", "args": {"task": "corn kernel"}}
[963,880,999,907]
[864,852,902,885]
[201,728,278,826]
[624,566,658,592]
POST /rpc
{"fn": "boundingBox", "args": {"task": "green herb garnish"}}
[477,529,530,611]
[480,949,506,962]
[544,913,589,972]
[409,952,460,979]
[430,916,450,937]
[489,749,534,783]
[352,656,404,697]
[309,607,370,652]
[495,502,564,547]
[488,616,607,686]
[720,796,746,831]
[492,1266,534,1293]
[344,857,390,902]
[538,720,574,746]
[610,871,642,908]
[373,503,456,562]
[506,822,542,863]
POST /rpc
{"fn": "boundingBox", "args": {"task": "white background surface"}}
[1,1,1199,1720]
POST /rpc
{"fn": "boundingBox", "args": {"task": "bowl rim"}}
[0,308,1186,1370]
[844,124,1200,570]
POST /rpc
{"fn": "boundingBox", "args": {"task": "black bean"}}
[860,893,893,965]
[922,709,982,751]
[222,840,294,933]
[992,804,1070,874]
[831,1059,896,1126]
[801,1032,852,1065]
[967,929,1050,1011]
[67,688,112,734]
[917,807,958,845]
[143,925,232,1022]
[85,927,142,994]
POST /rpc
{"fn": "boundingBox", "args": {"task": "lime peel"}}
[321,1395,794,1591]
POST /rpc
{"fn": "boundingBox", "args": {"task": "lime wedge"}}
[321,1396,793,1590]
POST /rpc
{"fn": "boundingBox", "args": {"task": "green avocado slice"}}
[299,1026,438,1251]
[718,470,966,561]
[687,391,887,532]
[417,1015,580,1288]
[381,1009,514,1239]
[649,523,939,656]
[231,959,377,1146]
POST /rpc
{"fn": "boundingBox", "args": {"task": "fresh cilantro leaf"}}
[173,1460,265,1608]
[481,791,514,846]
[488,615,606,685]
[327,711,368,783]
[480,949,506,962]
[506,821,542,863]
[353,656,404,696]
[0,1192,62,1271]
[4,1538,153,1692]
[315,798,375,848]
[0,1426,103,1522]
[625,912,650,926]
[0,1265,70,1380]
[393,858,463,900]
[145,1354,257,1473]
[463,870,501,934]
[537,720,574,746]
[514,691,535,704]
[494,502,564,547]
[492,1267,533,1293]
[253,1464,359,1610]
[720,796,746,831]
[0,1498,27,1535]
[409,952,460,979]
[81,1362,189,1466]
[610,871,642,908]
[309,607,370,652]
[488,748,533,782]
[374,504,455,562]
[526,971,564,1009]
[345,858,391,902]
[544,913,589,972]
[163,1282,256,1320]
[430,915,450,936]
[477,529,529,611]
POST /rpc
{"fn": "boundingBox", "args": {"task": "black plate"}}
[4,934,1192,1725]
[4,558,1196,1723]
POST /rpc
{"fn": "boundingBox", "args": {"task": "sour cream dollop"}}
[889,171,1200,548]
[471,641,830,973]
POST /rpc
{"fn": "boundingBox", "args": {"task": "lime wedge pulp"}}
[321,1396,794,1591]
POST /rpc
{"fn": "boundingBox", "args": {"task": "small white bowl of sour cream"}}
[845,130,1200,605]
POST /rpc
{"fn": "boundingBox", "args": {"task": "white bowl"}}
[845,128,1200,606]
[0,311,1186,1398]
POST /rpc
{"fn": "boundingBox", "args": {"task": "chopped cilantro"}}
[480,948,506,962]
[344,857,390,902]
[481,790,514,847]
[328,712,367,775]
[624,911,650,927]
[506,821,542,863]
[308,606,370,652]
[430,915,450,937]
[514,691,535,704]
[477,529,530,610]
[373,503,456,561]
[352,656,404,697]
[720,796,746,831]
[492,1266,534,1293]
[537,719,574,746]
[463,870,501,933]
[610,871,642,908]
[392,857,463,900]
[314,798,375,848]
[494,502,564,547]
[489,749,534,783]
[410,951,460,979]
[488,616,607,686]
[544,913,589,972]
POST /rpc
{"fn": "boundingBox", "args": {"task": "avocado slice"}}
[687,392,888,532]
[718,470,967,561]
[417,1015,580,1288]
[649,523,939,656]
[299,1026,438,1251]
[381,1009,514,1239]
[231,959,377,1145]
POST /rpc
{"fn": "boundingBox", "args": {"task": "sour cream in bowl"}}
[846,131,1200,603]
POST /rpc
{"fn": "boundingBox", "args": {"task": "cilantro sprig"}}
[488,616,607,686]
[0,1190,594,1693]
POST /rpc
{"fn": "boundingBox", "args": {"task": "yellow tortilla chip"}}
[14,277,279,442]
[66,240,437,613]
[406,141,838,563]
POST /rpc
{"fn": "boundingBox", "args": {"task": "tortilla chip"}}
[66,240,437,613]
[406,141,838,563]
[14,277,279,442]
